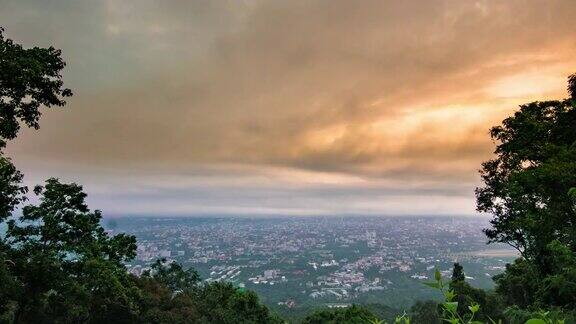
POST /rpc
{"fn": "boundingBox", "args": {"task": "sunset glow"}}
[3,0,576,216]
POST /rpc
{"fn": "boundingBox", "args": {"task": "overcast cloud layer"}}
[2,0,576,216]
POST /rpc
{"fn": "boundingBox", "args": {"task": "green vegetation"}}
[301,305,376,324]
[0,27,72,149]
[1,27,576,323]
[473,70,576,321]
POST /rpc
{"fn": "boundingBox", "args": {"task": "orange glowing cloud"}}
[2,0,576,215]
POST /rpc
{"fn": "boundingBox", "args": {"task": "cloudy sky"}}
[2,0,576,217]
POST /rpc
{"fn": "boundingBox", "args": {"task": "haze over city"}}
[2,0,576,216]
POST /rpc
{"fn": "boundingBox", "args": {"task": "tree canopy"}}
[476,73,576,313]
[0,27,72,148]
[476,74,576,260]
[301,305,377,324]
[451,263,465,283]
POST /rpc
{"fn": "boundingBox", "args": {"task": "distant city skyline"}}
[115,216,515,314]
[2,0,576,216]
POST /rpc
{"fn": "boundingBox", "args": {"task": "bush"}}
[301,305,377,324]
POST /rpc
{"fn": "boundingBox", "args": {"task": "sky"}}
[2,0,576,217]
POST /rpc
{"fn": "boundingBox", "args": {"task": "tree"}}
[451,263,465,283]
[0,156,27,320]
[448,263,504,321]
[0,26,72,321]
[5,178,138,322]
[476,73,576,261]
[535,241,576,309]
[449,280,504,322]
[0,27,72,148]
[135,274,200,324]
[135,271,283,323]
[193,282,282,324]
[477,73,576,313]
[142,258,200,292]
[0,156,27,224]
[409,300,441,324]
[492,258,539,309]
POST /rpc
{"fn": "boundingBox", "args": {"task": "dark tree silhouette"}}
[0,156,26,222]
[0,27,72,148]
[451,262,465,283]
[5,179,138,322]
[143,258,201,292]
[568,73,576,99]
[476,73,576,312]
[476,74,576,260]
[302,305,377,324]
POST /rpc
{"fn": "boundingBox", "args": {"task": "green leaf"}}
[423,281,440,289]
[568,187,576,198]
[468,303,480,314]
[525,319,547,324]
[435,269,442,281]
[444,290,456,302]
[443,301,458,314]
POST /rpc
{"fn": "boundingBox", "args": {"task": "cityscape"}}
[2,0,576,322]
[107,216,517,317]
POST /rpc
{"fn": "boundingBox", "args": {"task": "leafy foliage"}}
[0,27,72,148]
[423,269,486,324]
[193,282,282,323]
[494,241,576,311]
[135,278,281,324]
[0,177,281,323]
[475,97,576,260]
[3,179,139,322]
[0,176,281,323]
[301,306,414,324]
[409,300,441,324]
[452,263,465,283]
[476,74,576,316]
[142,258,200,292]
[492,258,539,309]
[301,305,378,324]
[504,307,573,324]
[0,157,26,224]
